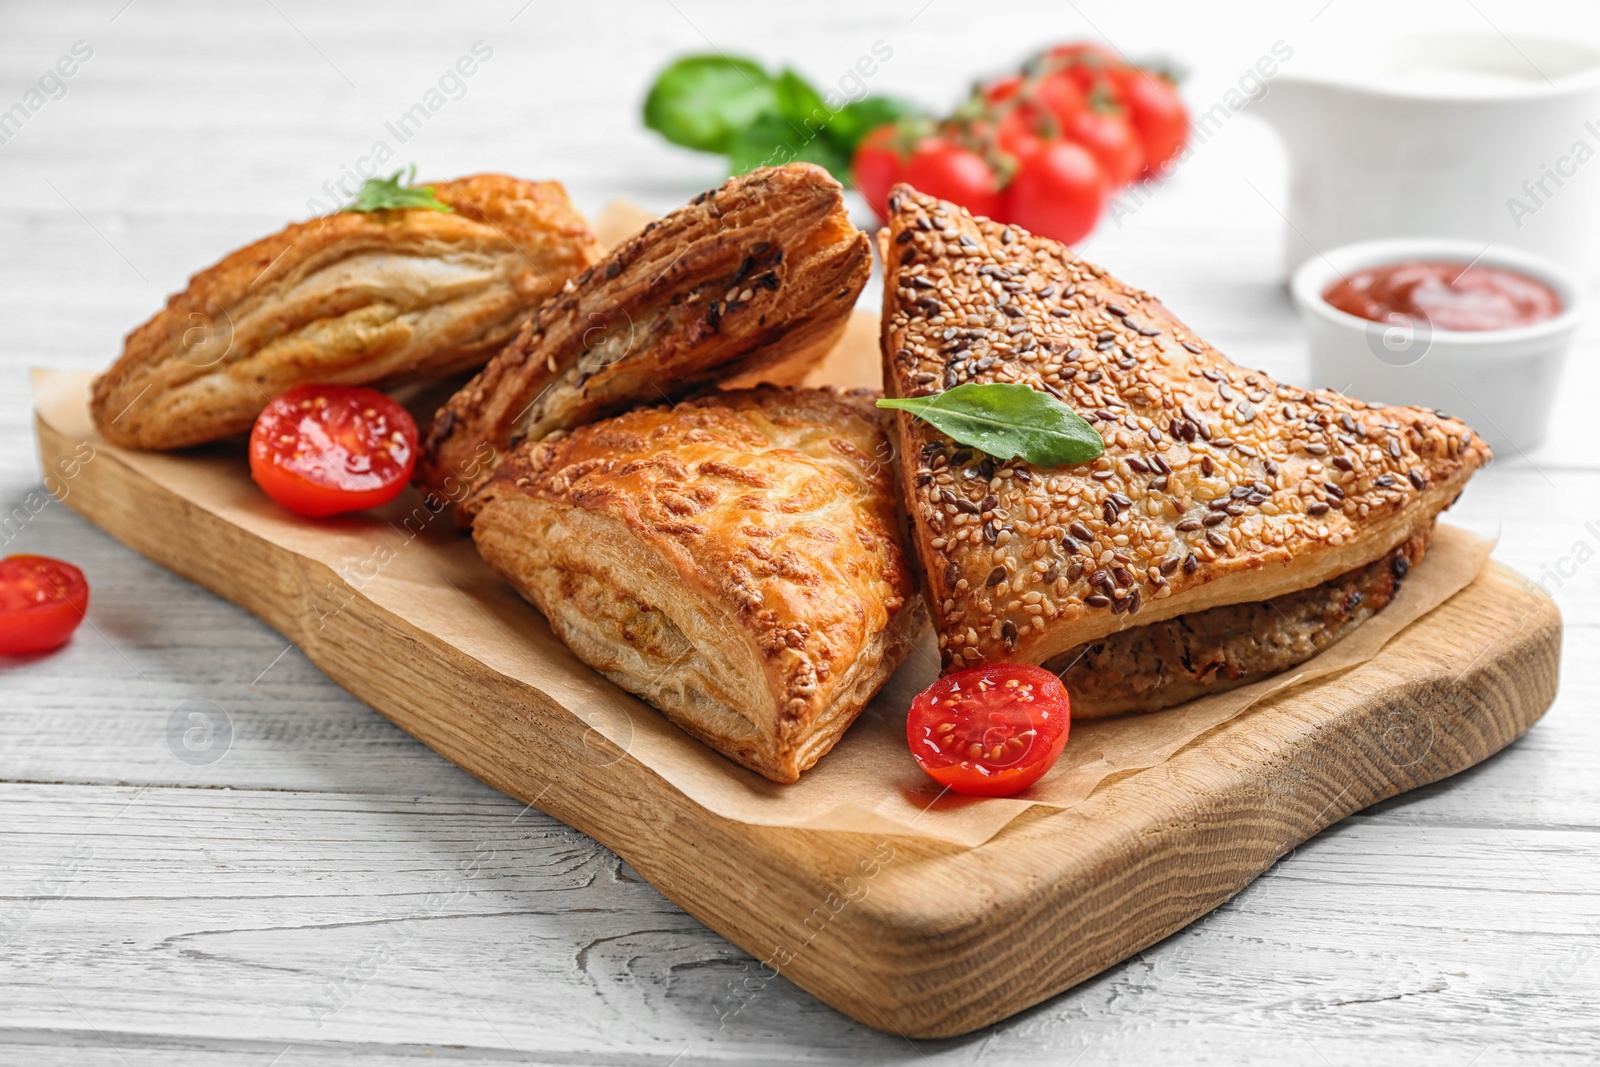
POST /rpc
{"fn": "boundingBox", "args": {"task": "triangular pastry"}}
[420,163,870,515]
[92,174,601,450]
[470,387,922,782]
[879,187,1491,691]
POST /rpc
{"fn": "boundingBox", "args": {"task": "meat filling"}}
[1046,527,1432,718]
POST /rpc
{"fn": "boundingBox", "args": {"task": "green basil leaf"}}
[828,96,922,153]
[643,55,776,154]
[725,110,851,181]
[343,166,452,214]
[877,382,1104,467]
[772,68,828,129]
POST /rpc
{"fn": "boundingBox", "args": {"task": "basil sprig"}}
[343,166,452,214]
[643,54,919,182]
[878,383,1105,468]
[643,56,776,154]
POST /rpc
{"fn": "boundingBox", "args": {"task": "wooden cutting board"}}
[33,368,1559,1039]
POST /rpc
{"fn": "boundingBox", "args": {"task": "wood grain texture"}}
[5,1,1600,1062]
[34,379,1559,1038]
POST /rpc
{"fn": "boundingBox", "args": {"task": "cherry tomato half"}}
[907,664,1072,797]
[0,555,89,657]
[248,384,418,518]
[904,136,1002,221]
[1003,140,1107,246]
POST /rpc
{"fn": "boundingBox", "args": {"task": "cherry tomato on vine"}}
[907,663,1072,797]
[1109,67,1188,177]
[0,555,89,657]
[851,124,909,221]
[1060,103,1143,187]
[1032,70,1087,130]
[1003,140,1107,246]
[982,73,1026,107]
[1045,41,1127,70]
[249,384,418,518]
[903,136,1002,220]
[995,103,1052,166]
[1048,43,1128,99]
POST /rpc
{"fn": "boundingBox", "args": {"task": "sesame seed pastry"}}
[469,386,924,783]
[879,185,1492,678]
[91,174,602,450]
[419,163,871,521]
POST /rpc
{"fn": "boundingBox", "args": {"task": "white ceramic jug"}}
[1253,31,1600,279]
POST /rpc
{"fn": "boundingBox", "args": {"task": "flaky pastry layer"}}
[92,174,600,450]
[470,387,922,783]
[421,163,870,515]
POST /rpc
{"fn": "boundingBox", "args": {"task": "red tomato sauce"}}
[1322,261,1561,332]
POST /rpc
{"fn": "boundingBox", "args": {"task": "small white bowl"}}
[1290,238,1587,456]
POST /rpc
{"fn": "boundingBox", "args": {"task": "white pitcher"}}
[1252,31,1600,279]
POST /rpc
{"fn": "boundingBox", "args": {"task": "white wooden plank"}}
[1,783,1595,1064]
[3,0,1599,1061]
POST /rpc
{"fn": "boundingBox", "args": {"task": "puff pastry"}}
[470,387,923,783]
[91,174,601,450]
[420,163,870,515]
[879,186,1491,672]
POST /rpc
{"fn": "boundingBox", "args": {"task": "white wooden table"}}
[3,2,1597,1063]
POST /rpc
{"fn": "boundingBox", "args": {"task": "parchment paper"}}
[37,184,1495,847]
[34,346,1489,850]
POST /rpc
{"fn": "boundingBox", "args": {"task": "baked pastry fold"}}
[879,186,1491,673]
[420,163,871,513]
[91,174,601,450]
[1047,528,1432,718]
[470,387,922,782]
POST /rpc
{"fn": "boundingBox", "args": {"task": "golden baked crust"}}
[879,186,1492,672]
[470,387,922,783]
[91,174,601,450]
[420,163,871,514]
